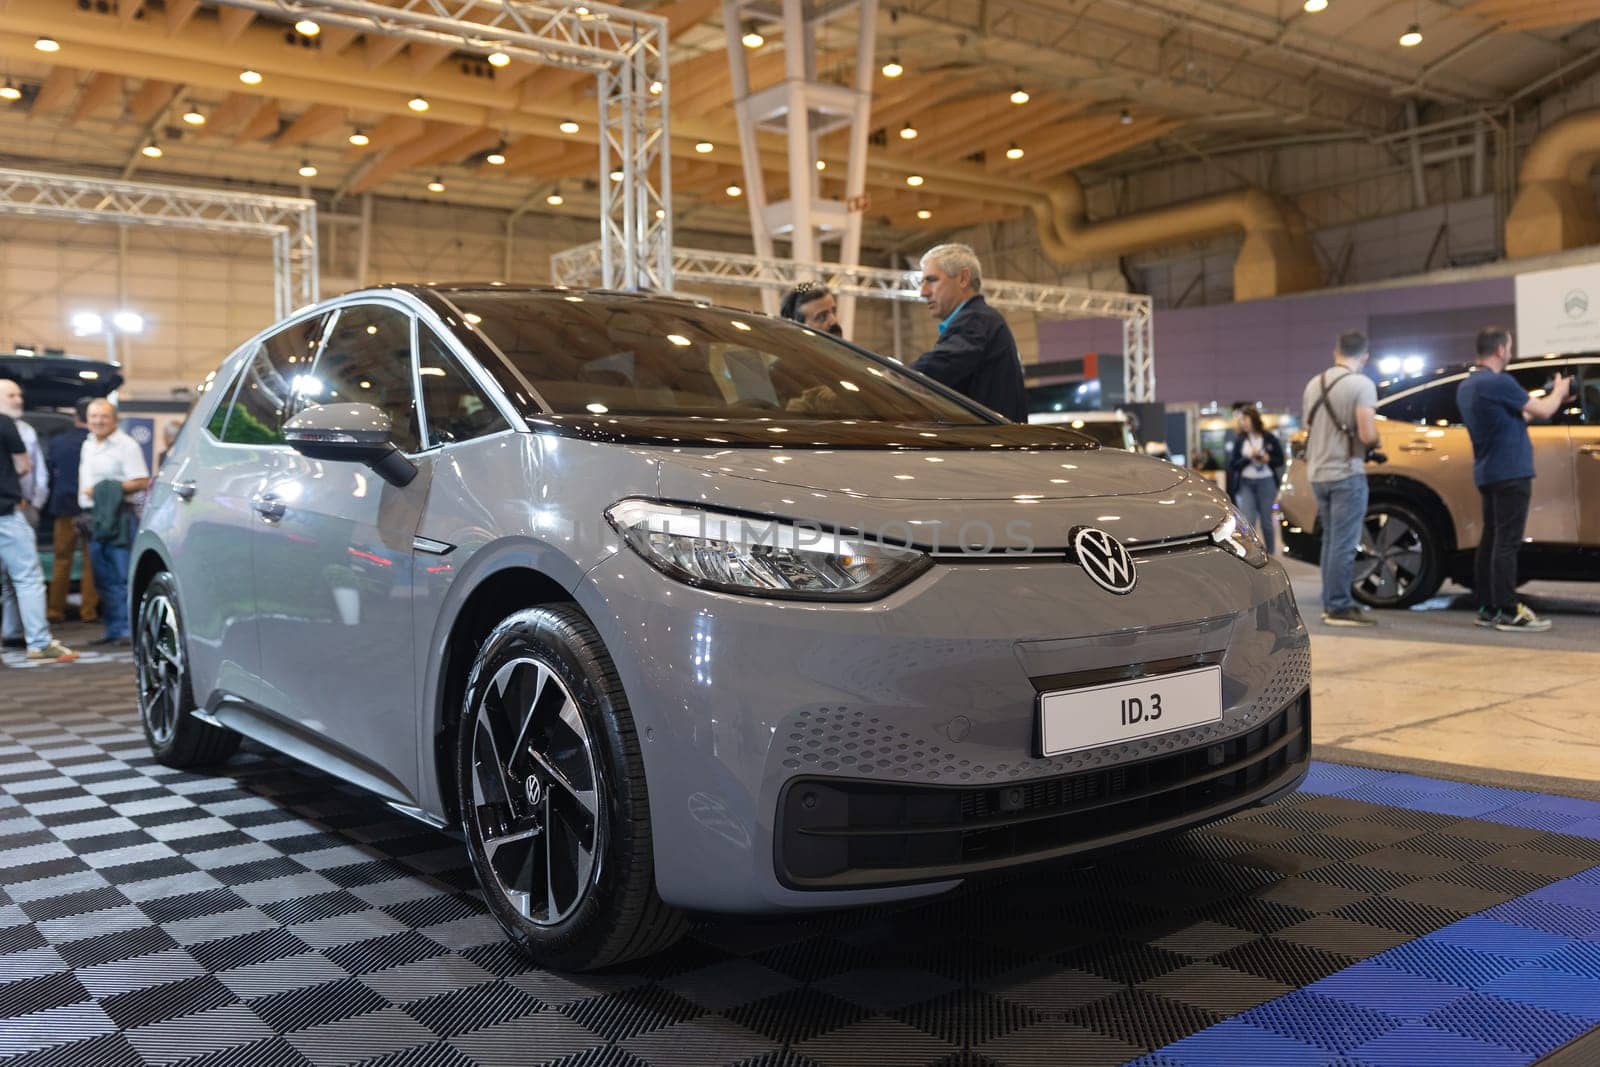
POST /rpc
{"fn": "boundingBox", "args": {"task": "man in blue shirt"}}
[912,244,1028,422]
[1456,326,1573,632]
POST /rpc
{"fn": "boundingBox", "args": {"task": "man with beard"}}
[780,283,844,337]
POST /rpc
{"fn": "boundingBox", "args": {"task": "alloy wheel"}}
[1353,510,1426,603]
[135,593,185,746]
[469,657,604,926]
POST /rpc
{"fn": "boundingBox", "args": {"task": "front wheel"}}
[135,572,240,767]
[458,604,686,971]
[1351,500,1445,609]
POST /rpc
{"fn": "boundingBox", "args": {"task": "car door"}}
[1507,363,1580,544]
[250,300,432,804]
[1572,358,1600,545]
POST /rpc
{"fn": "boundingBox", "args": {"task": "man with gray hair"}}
[913,243,1028,421]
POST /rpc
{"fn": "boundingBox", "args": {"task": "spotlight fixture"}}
[741,22,764,48]
[1399,22,1422,46]
[609,169,624,182]
[348,128,370,146]
[916,209,932,220]
[899,121,917,140]
[725,184,742,197]
[427,176,445,192]
[905,174,923,186]
[881,56,904,78]
[298,160,318,177]
[546,193,564,206]
[408,96,430,112]
[239,69,263,85]
[1005,142,1024,159]
[0,82,20,102]
[694,140,714,153]
[141,142,163,159]
[815,159,826,171]
[649,80,663,95]
[486,143,507,165]
[1119,107,1133,125]
[34,37,60,53]
[294,19,320,36]
[182,105,206,126]
[1303,0,1327,10]
[655,208,666,219]
[1009,86,1029,104]
[486,50,511,67]
[559,118,580,133]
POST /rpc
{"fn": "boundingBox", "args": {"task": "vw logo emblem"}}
[1071,526,1137,595]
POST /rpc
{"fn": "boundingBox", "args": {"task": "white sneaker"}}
[1495,603,1552,633]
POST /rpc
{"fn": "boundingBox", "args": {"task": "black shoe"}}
[1,637,24,650]
[91,634,130,646]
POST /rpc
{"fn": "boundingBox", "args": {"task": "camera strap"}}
[1307,368,1361,460]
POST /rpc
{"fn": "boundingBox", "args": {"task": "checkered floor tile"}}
[3,657,1598,1066]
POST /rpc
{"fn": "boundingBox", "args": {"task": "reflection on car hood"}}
[651,440,1187,502]
[528,414,1096,451]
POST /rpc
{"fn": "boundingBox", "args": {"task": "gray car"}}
[132,285,1310,970]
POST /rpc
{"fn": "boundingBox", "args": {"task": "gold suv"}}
[1279,354,1600,608]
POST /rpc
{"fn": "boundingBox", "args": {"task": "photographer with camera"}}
[1301,331,1381,627]
[1458,326,1573,633]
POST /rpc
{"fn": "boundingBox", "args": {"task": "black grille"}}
[776,690,1310,889]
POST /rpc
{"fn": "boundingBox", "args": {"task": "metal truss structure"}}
[552,241,1157,400]
[213,0,673,291]
[0,167,317,318]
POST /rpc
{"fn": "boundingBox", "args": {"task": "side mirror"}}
[283,402,417,487]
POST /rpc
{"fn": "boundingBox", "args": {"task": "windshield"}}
[440,291,990,425]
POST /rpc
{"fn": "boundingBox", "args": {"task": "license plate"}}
[1038,665,1222,757]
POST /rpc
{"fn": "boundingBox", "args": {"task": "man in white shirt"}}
[0,378,49,650]
[79,399,149,645]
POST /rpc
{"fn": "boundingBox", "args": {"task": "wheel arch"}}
[1367,473,1458,554]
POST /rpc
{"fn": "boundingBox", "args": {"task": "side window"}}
[1509,365,1582,426]
[1581,362,1600,425]
[203,360,243,440]
[309,304,421,453]
[418,330,509,446]
[1378,379,1461,425]
[217,313,330,446]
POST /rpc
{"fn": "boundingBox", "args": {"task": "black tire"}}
[1351,499,1445,609]
[457,603,686,971]
[135,572,241,767]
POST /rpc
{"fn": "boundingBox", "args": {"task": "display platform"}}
[2,650,1597,1067]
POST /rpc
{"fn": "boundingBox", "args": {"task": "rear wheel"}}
[135,572,240,767]
[458,604,686,971]
[1351,500,1444,609]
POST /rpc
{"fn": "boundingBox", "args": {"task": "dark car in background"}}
[1279,353,1600,607]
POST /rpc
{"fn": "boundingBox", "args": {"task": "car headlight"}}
[605,499,931,600]
[1211,506,1270,568]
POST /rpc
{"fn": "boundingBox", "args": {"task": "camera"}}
[1366,448,1389,465]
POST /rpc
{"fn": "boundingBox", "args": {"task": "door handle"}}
[1399,443,1435,453]
[1580,444,1600,457]
[172,479,197,501]
[251,494,286,520]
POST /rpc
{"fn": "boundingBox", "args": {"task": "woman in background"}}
[1226,406,1285,554]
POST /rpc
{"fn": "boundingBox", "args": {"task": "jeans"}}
[1475,477,1532,615]
[0,511,52,650]
[89,539,132,640]
[48,514,97,622]
[1233,476,1278,555]
[1313,474,1368,613]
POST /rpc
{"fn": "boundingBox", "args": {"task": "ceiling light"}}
[486,145,507,165]
[609,169,624,182]
[899,121,917,140]
[694,140,714,153]
[239,69,263,85]
[486,50,510,67]
[294,19,320,36]
[141,142,163,159]
[725,184,742,197]
[905,174,923,186]
[1119,107,1133,125]
[546,193,564,205]
[1399,22,1422,46]
[34,37,60,53]
[881,56,903,78]
[1005,142,1024,159]
[348,128,370,146]
[815,159,826,171]
[182,106,205,126]
[2,82,23,102]
[427,176,445,192]
[1303,0,1328,10]
[408,96,430,112]
[298,160,318,177]
[649,80,663,95]
[741,23,764,48]
[1009,86,1029,104]
[559,118,580,133]
[916,209,932,220]
[655,208,665,219]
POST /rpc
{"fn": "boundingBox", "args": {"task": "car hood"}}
[652,443,1186,501]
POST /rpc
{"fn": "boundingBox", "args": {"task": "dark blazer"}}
[45,425,88,518]
[1226,429,1286,498]
[911,295,1029,422]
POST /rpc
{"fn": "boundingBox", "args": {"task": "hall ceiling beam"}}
[344,113,425,156]
[166,0,200,33]
[276,102,346,147]
[30,66,77,115]
[206,91,260,134]
[351,122,484,192]
[216,6,255,44]
[69,71,122,124]
[235,98,279,143]
[125,77,177,122]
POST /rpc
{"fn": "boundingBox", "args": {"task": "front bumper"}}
[577,541,1311,913]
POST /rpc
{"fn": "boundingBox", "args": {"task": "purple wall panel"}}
[1038,275,1517,412]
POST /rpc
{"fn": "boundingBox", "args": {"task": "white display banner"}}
[1516,261,1600,356]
